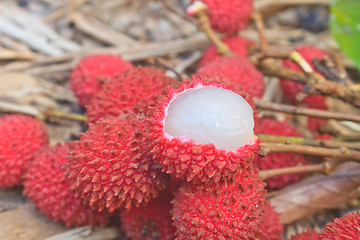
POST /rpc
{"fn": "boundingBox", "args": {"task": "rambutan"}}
[149,76,260,184]
[255,202,284,240]
[119,189,176,240]
[253,118,308,190]
[86,67,178,124]
[0,114,48,189]
[69,54,133,107]
[23,143,110,227]
[318,211,360,239]
[196,56,264,98]
[188,0,253,34]
[289,227,319,240]
[198,36,254,67]
[171,166,266,239]
[65,113,167,212]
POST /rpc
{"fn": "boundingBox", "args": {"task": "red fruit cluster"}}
[66,113,167,212]
[253,118,308,190]
[196,56,264,98]
[319,211,360,239]
[255,202,284,240]
[70,54,133,107]
[24,143,110,227]
[150,77,261,184]
[0,114,48,189]
[289,227,318,240]
[86,66,178,124]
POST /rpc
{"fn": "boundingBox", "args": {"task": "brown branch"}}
[259,142,360,161]
[254,98,360,123]
[251,12,268,55]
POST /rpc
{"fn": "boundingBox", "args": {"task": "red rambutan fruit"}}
[69,54,133,107]
[119,189,176,240]
[255,202,284,240]
[23,143,110,227]
[0,114,48,189]
[289,227,319,240]
[253,118,308,190]
[149,76,261,184]
[198,36,255,67]
[171,166,266,239]
[318,211,360,239]
[196,56,264,98]
[65,113,167,212]
[85,67,178,124]
[188,0,253,34]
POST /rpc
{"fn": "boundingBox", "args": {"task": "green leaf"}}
[330,0,360,70]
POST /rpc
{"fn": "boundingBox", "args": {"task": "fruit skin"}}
[150,76,261,184]
[0,114,48,189]
[255,202,284,240]
[70,54,133,107]
[253,118,308,190]
[196,56,264,98]
[171,166,266,239]
[86,67,178,124]
[198,36,254,67]
[190,0,253,34]
[65,113,167,212]
[119,189,176,240]
[318,211,360,239]
[23,143,110,227]
[289,227,318,240]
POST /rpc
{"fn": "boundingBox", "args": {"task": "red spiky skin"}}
[70,54,133,107]
[318,211,360,239]
[198,36,254,67]
[253,118,308,190]
[289,227,319,240]
[66,113,167,212]
[23,143,110,227]
[196,56,264,98]
[86,67,178,124]
[150,77,261,184]
[190,0,253,34]
[0,114,48,189]
[281,46,329,131]
[255,202,284,240]
[119,189,176,240]
[171,166,266,239]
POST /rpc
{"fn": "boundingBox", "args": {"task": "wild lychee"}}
[119,189,176,240]
[196,56,264,97]
[188,0,253,34]
[253,118,308,190]
[198,36,255,67]
[289,227,319,240]
[150,76,260,184]
[318,211,360,239]
[0,114,48,189]
[86,67,178,124]
[23,143,110,227]
[255,202,284,240]
[70,54,133,107]
[171,166,266,239]
[66,113,167,212]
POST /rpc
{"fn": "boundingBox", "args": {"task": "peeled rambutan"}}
[119,188,176,240]
[86,66,178,124]
[289,227,319,240]
[189,0,253,34]
[149,76,260,184]
[253,118,308,190]
[171,166,266,239]
[0,114,48,189]
[65,113,167,212]
[23,143,110,227]
[198,36,254,67]
[255,202,284,240]
[318,211,360,239]
[196,56,264,98]
[69,54,133,107]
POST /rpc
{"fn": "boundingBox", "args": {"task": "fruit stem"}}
[42,109,87,122]
[251,12,268,55]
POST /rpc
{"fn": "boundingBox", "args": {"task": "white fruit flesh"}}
[164,87,254,151]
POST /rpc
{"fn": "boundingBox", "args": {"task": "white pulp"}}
[164,87,254,151]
